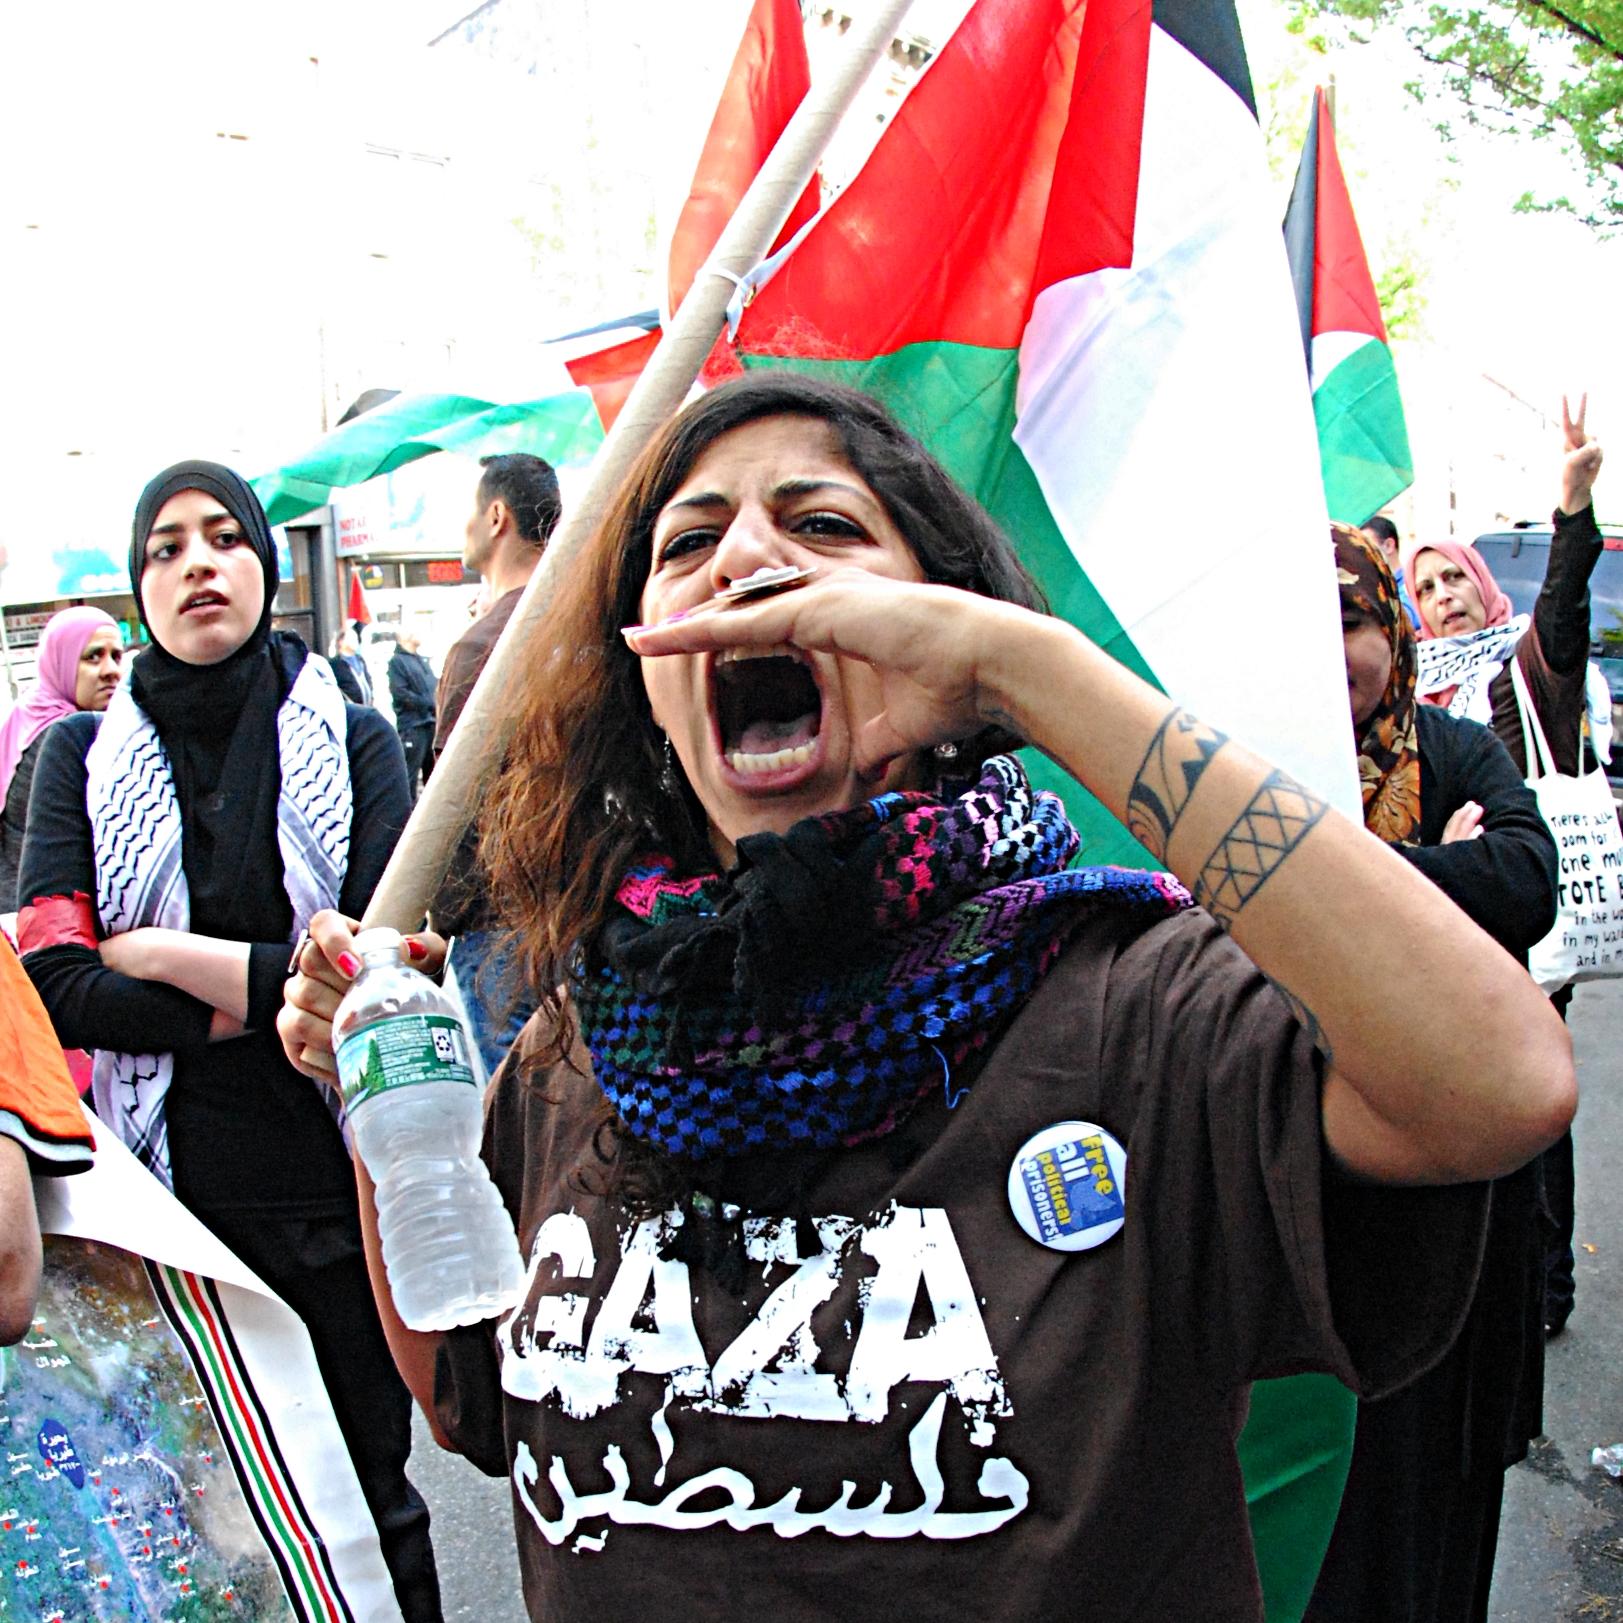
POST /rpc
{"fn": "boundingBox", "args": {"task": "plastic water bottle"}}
[332,927,525,1331]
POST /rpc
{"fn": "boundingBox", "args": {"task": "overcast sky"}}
[0,0,1614,583]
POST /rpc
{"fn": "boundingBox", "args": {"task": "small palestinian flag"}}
[724,0,1359,864]
[1283,86,1413,526]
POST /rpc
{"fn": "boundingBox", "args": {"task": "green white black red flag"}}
[1283,86,1414,526]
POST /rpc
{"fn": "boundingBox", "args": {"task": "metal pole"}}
[362,0,921,931]
[310,508,342,653]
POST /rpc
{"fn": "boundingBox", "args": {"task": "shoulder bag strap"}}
[1509,650,1560,782]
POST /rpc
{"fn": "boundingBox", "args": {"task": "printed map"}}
[0,1236,295,1622]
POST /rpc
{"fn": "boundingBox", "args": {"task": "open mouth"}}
[713,645,823,777]
[182,590,229,613]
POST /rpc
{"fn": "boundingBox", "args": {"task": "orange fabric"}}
[0,931,92,1152]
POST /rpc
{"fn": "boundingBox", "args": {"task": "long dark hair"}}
[481,373,1047,1071]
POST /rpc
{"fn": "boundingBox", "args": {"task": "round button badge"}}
[1007,1121,1128,1252]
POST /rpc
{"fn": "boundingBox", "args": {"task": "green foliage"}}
[1375,241,1429,336]
[1288,0,1623,225]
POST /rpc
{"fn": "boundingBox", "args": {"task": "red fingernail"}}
[622,624,648,636]
[406,938,428,961]
[664,609,692,624]
[336,952,361,978]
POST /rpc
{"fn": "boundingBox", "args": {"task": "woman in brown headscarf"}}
[1309,526,1560,1623]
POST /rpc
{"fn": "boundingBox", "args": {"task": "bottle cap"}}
[351,926,402,963]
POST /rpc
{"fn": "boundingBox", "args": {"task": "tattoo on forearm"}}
[1126,709,1229,862]
[1194,770,1328,927]
[1266,976,1334,1063]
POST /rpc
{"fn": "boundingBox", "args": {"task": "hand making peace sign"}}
[1561,392,1603,515]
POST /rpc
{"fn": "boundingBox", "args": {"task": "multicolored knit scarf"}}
[576,756,1191,1159]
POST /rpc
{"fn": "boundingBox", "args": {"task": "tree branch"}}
[1519,0,1623,61]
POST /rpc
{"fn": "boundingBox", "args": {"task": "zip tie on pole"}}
[709,206,829,340]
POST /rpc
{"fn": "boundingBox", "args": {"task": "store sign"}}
[331,455,479,560]
[0,540,126,608]
[0,530,288,611]
[336,511,375,559]
[3,609,58,649]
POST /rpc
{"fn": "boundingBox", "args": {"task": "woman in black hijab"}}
[1309,526,1559,1623]
[16,461,442,1623]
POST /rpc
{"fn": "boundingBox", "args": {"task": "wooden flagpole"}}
[362,0,921,932]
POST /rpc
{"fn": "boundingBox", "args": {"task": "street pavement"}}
[402,981,1623,1623]
[409,1408,528,1623]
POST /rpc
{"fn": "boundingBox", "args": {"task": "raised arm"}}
[1536,392,1606,674]
[625,571,1575,1185]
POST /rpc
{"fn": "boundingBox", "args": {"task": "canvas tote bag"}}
[1511,656,1623,991]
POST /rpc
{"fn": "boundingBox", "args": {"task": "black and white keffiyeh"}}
[84,654,351,1184]
[1414,615,1531,721]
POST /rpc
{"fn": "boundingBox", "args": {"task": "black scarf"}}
[127,461,300,941]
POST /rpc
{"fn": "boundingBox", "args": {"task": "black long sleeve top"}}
[1488,503,1603,777]
[1395,702,1559,1481]
[0,730,48,912]
[387,648,438,729]
[1404,704,1559,959]
[18,704,410,1215]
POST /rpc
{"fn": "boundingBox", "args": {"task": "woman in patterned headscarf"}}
[1310,524,1561,1623]
[1337,521,1424,845]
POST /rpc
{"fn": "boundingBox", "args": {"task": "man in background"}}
[1361,514,1420,631]
[387,630,438,799]
[432,452,561,1075]
[328,626,374,705]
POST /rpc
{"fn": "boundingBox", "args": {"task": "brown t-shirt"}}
[435,907,1487,1622]
[431,586,525,935]
[434,585,525,755]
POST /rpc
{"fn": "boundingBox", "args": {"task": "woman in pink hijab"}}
[0,607,123,909]
[1403,396,1603,787]
[1402,538,1515,641]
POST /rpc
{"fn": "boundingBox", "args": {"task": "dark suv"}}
[1470,522,1623,786]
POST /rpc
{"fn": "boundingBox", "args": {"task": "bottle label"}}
[336,1014,477,1109]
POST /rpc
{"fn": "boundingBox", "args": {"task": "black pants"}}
[399,722,435,800]
[197,1207,443,1623]
[1542,1130,1576,1328]
[1305,1351,1507,1623]
[1544,985,1576,1330]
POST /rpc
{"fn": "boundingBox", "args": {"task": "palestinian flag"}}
[251,311,663,526]
[724,0,1359,870]
[1283,86,1413,526]
[715,9,1359,1610]
[666,0,820,317]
